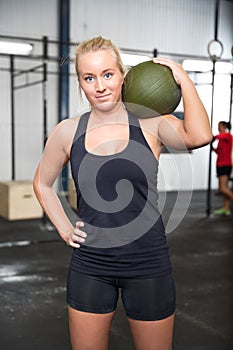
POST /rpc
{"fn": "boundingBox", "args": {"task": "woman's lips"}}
[96,94,111,100]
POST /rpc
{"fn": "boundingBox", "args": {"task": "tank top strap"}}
[128,110,150,150]
[75,111,90,140]
[128,110,141,140]
[128,110,140,128]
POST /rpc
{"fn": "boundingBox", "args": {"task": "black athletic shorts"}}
[217,166,232,177]
[66,269,176,321]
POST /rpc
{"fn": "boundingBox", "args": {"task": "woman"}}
[213,121,233,216]
[33,36,212,350]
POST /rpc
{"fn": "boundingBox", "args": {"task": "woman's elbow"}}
[190,131,213,149]
[33,169,42,201]
[201,130,213,146]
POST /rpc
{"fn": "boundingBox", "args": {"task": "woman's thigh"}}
[68,307,115,350]
[120,274,176,350]
[67,270,119,350]
[67,269,119,313]
[128,313,175,350]
[121,274,176,321]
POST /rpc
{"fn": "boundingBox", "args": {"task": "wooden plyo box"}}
[0,181,43,220]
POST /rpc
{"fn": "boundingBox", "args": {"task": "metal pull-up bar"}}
[9,36,48,181]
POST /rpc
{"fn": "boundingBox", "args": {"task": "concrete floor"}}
[0,191,232,349]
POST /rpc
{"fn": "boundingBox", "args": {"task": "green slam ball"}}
[122,60,181,118]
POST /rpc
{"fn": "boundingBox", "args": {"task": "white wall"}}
[0,0,232,192]
[70,0,233,59]
[0,0,58,181]
[0,0,58,39]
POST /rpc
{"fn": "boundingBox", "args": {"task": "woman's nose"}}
[95,78,106,92]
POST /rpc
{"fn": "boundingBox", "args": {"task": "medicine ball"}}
[122,60,181,118]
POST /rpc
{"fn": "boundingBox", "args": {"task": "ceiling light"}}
[0,41,33,55]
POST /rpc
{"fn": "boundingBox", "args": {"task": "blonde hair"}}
[75,36,125,80]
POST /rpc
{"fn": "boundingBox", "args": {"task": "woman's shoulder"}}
[138,113,178,135]
[54,115,81,136]
[46,115,81,150]
[58,115,81,128]
[219,132,232,140]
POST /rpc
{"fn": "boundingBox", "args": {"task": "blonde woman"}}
[33,36,212,350]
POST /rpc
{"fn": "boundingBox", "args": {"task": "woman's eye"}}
[104,72,112,79]
[85,76,94,82]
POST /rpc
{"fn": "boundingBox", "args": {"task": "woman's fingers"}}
[152,57,187,85]
[153,57,179,68]
[69,221,87,248]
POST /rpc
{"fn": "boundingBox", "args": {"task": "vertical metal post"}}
[58,0,70,194]
[214,0,219,41]
[42,36,48,227]
[206,60,216,216]
[43,36,48,147]
[206,0,220,216]
[10,55,15,180]
[229,74,233,124]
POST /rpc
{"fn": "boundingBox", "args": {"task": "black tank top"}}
[69,110,172,277]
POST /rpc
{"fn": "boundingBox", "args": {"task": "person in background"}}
[212,121,233,216]
[33,36,212,350]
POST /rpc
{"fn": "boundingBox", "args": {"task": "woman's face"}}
[218,123,225,132]
[78,49,124,112]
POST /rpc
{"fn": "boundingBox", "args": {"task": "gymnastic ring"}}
[207,39,224,60]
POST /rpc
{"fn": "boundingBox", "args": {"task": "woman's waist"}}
[73,213,165,250]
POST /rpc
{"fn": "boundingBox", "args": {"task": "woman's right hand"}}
[152,57,189,86]
[67,221,87,248]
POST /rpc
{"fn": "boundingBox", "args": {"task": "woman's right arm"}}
[33,119,86,248]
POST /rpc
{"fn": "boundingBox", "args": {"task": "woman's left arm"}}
[154,57,213,150]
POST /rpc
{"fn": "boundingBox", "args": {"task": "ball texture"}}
[122,60,181,118]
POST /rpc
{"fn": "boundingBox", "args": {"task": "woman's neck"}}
[90,102,127,125]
